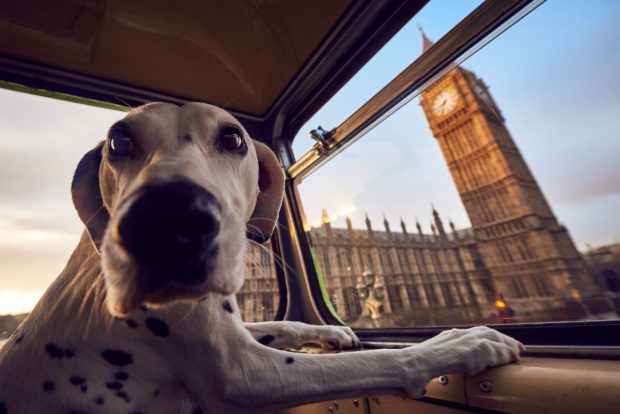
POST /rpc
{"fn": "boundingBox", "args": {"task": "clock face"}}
[432,88,459,116]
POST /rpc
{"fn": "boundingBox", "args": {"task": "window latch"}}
[310,126,333,156]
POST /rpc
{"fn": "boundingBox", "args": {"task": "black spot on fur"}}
[183,134,193,142]
[116,390,130,403]
[145,317,169,337]
[222,300,234,313]
[81,385,88,393]
[0,401,5,414]
[126,319,138,328]
[285,357,294,364]
[257,334,275,346]
[94,396,104,405]
[70,376,85,385]
[43,380,55,391]
[45,343,74,359]
[15,334,24,344]
[102,350,133,366]
[192,408,204,414]
[114,371,129,381]
[106,381,123,390]
[153,389,160,398]
[44,344,61,357]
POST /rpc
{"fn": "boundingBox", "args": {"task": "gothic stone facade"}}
[236,59,618,325]
[238,240,279,322]
[310,213,497,327]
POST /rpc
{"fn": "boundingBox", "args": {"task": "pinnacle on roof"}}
[417,23,435,54]
[383,215,391,233]
[400,217,408,234]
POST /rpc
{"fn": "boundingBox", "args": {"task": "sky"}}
[295,0,620,249]
[1,0,619,314]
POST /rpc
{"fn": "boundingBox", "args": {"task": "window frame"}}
[282,0,545,328]
[277,0,620,348]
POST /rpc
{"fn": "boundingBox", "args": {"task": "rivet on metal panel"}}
[438,375,449,385]
[479,380,492,393]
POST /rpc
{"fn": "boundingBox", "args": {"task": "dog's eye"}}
[109,137,134,156]
[220,127,244,151]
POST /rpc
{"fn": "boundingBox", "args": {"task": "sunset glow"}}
[0,290,42,315]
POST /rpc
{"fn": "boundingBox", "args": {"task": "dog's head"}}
[71,103,284,316]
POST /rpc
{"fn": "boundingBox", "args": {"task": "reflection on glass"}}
[297,0,620,327]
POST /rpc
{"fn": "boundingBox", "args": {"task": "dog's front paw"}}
[416,326,523,377]
[307,325,362,350]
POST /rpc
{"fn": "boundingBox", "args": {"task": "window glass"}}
[0,89,278,347]
[296,0,620,328]
[238,240,279,322]
[291,0,483,159]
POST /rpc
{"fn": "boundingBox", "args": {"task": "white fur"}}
[0,103,522,413]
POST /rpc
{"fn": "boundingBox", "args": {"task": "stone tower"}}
[418,30,595,318]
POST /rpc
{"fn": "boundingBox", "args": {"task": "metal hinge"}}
[310,126,334,156]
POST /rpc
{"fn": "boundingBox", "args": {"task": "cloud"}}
[299,140,402,227]
[0,89,120,304]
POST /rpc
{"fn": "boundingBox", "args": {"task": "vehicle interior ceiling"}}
[1,1,619,413]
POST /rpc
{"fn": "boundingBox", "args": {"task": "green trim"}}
[0,80,128,112]
[309,245,346,325]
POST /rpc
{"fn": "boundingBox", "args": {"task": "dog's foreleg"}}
[244,321,361,350]
[184,297,521,414]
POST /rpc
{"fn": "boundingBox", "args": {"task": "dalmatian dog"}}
[0,103,522,413]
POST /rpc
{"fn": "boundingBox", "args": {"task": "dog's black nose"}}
[117,181,221,287]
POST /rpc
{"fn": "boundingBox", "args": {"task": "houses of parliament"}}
[237,33,620,326]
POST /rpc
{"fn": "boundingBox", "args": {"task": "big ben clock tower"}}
[418,30,595,317]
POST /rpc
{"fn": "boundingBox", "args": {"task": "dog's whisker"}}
[221,95,240,111]
[247,238,300,281]
[113,96,136,111]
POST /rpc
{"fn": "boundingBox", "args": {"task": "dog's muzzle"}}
[116,180,221,291]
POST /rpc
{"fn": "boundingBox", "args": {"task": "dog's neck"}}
[2,231,250,411]
[24,230,246,342]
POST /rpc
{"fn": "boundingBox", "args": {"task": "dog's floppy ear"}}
[247,140,285,243]
[71,141,110,251]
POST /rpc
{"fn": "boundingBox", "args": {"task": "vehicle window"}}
[291,0,483,159]
[295,0,620,328]
[0,89,278,345]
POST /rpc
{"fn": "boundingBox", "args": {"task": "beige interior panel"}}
[368,396,471,414]
[269,356,620,414]
[272,399,365,414]
[465,357,620,414]
[0,0,352,115]
[424,374,466,404]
